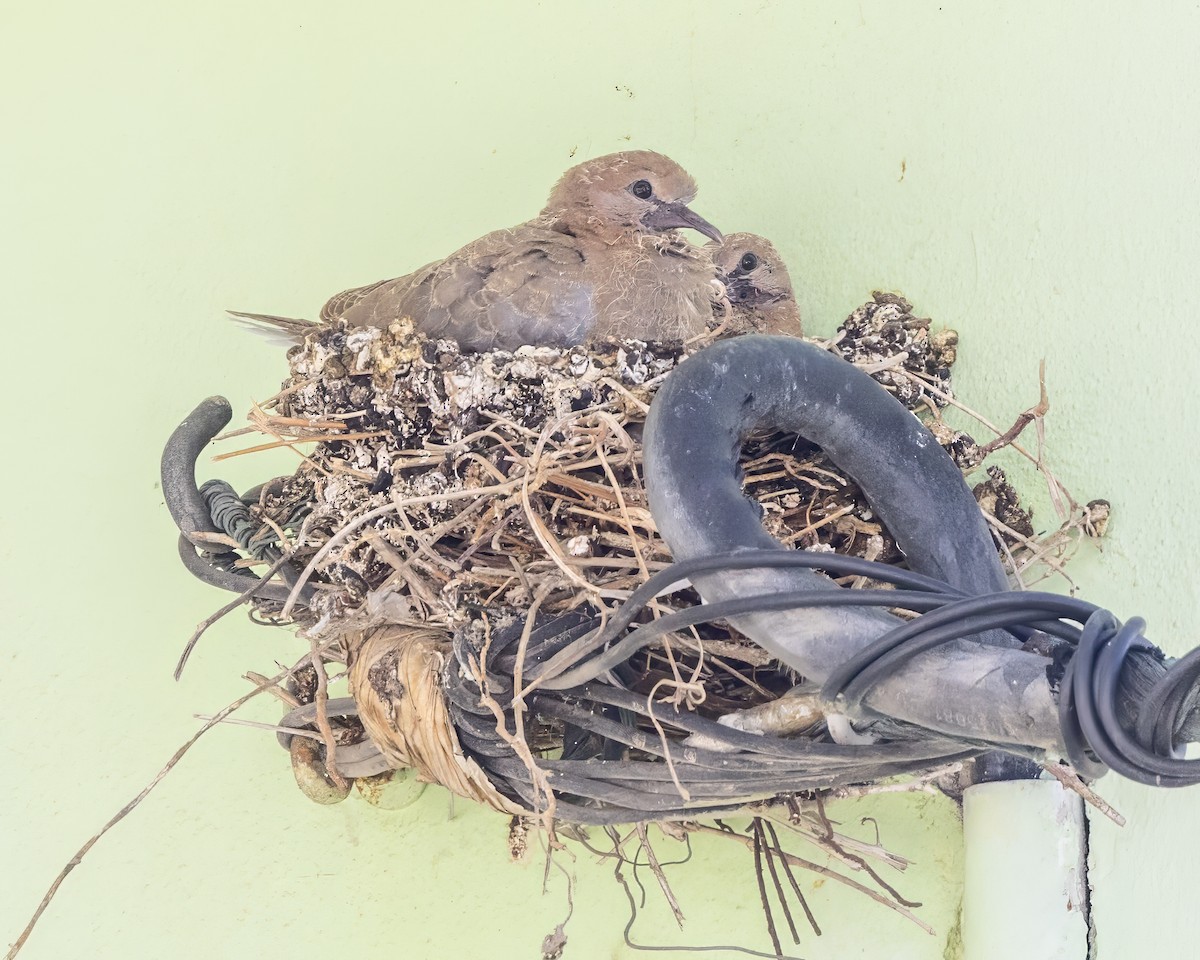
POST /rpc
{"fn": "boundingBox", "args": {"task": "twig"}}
[306,632,348,792]
[1043,762,1126,827]
[468,615,558,832]
[212,431,386,461]
[6,670,291,959]
[812,795,920,908]
[280,477,522,618]
[975,359,1050,458]
[175,551,296,680]
[689,825,935,935]
[635,823,685,928]
[762,819,821,937]
[751,821,783,957]
[644,678,702,803]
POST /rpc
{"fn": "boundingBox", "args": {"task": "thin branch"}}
[6,669,294,959]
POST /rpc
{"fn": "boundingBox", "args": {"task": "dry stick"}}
[779,503,857,544]
[762,819,821,937]
[510,584,554,769]
[256,513,290,554]
[507,554,532,595]
[975,359,1050,458]
[887,356,1086,590]
[813,796,919,909]
[689,825,935,935]
[175,551,297,680]
[245,670,301,709]
[413,493,496,556]
[247,376,320,414]
[518,412,605,596]
[212,431,387,461]
[363,530,442,611]
[244,399,354,436]
[469,615,558,832]
[598,376,651,415]
[763,809,912,872]
[826,771,958,801]
[1005,511,1090,585]
[188,531,242,550]
[902,366,1080,516]
[705,653,773,696]
[5,669,291,960]
[856,351,911,375]
[751,823,783,958]
[307,632,348,792]
[635,823,685,928]
[1030,400,1070,519]
[585,417,712,701]
[454,450,509,485]
[280,477,523,618]
[990,523,1029,591]
[755,820,801,947]
[192,715,330,739]
[596,439,651,582]
[392,502,461,573]
[423,421,529,455]
[644,678,700,804]
[982,512,1077,591]
[1043,762,1126,827]
[592,422,706,696]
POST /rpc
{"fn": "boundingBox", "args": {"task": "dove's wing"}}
[319,272,429,323]
[338,225,595,351]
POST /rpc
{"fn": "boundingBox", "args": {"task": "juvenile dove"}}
[709,233,802,337]
[233,151,723,351]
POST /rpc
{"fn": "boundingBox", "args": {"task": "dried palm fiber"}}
[348,624,526,815]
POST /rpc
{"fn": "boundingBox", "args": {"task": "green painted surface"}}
[2,3,1196,957]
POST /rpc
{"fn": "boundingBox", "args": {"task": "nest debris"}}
[237,291,1101,636]
[200,291,1109,951]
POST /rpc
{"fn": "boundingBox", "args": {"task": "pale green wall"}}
[2,3,1197,958]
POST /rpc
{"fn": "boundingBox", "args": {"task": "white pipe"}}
[962,779,1089,959]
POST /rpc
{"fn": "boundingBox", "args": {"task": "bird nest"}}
[213,291,1105,764]
[244,296,962,624]
[235,292,1098,625]
[192,292,1108,951]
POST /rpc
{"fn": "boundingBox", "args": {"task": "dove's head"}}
[544,151,723,244]
[709,232,803,336]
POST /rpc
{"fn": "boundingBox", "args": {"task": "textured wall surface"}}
[3,3,1197,957]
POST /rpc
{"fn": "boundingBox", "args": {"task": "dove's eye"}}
[739,252,760,272]
[630,180,654,200]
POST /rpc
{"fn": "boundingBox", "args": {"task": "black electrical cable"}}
[162,397,316,605]
[1136,645,1200,757]
[560,549,1200,787]
[440,587,996,822]
[526,549,973,687]
[445,545,1200,819]
[540,589,960,691]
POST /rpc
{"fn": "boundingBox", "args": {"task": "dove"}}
[709,233,802,337]
[232,151,724,351]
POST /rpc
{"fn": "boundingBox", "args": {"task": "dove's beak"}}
[645,201,724,244]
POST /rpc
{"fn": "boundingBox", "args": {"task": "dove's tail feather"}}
[226,309,318,348]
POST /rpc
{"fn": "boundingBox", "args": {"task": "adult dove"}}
[233,151,723,351]
[709,232,802,337]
